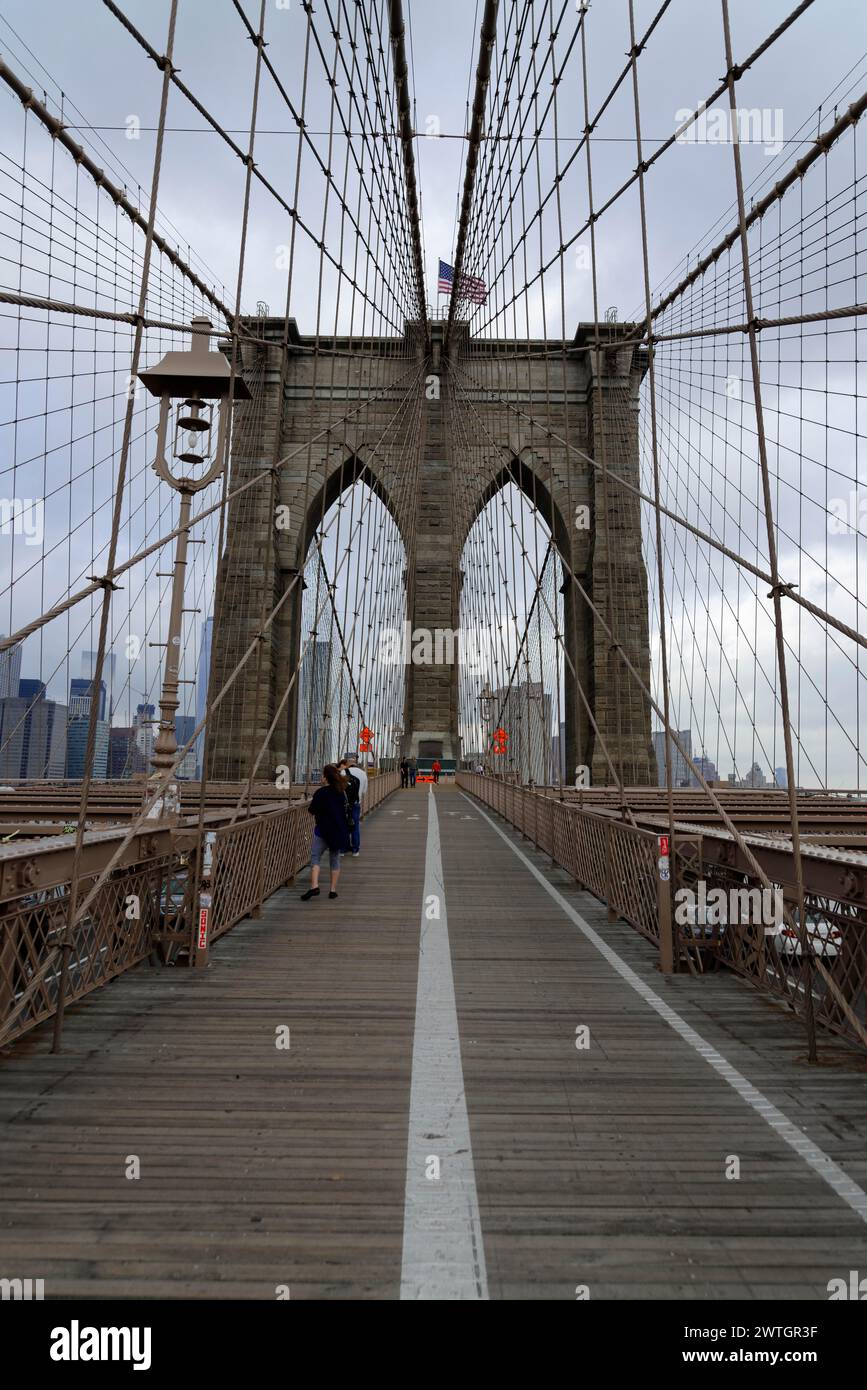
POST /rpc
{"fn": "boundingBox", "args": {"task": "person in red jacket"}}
[432,758,442,785]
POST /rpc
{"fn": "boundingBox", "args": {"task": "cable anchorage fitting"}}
[87,574,121,592]
[767,581,798,600]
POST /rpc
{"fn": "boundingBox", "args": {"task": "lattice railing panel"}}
[0,857,170,1047]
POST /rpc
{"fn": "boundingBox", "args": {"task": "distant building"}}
[0,638,22,699]
[132,703,156,775]
[108,727,136,779]
[775,766,787,788]
[81,650,117,717]
[65,678,109,779]
[492,680,553,785]
[0,683,67,779]
[69,677,106,721]
[195,617,213,777]
[653,729,693,787]
[551,720,567,782]
[174,714,197,779]
[18,677,45,702]
[296,640,335,778]
[741,761,767,788]
[690,754,719,787]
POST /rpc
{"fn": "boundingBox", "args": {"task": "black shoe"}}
[329,891,338,900]
[301,888,320,901]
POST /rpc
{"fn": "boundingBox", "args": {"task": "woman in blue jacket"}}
[301,764,351,901]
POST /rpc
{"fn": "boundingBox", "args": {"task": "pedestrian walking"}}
[432,758,442,785]
[409,758,417,788]
[339,753,369,855]
[400,757,409,788]
[301,764,351,901]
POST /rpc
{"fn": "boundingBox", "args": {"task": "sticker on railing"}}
[198,895,210,951]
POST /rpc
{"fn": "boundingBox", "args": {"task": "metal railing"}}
[0,855,169,1048]
[457,773,867,1054]
[0,771,399,1048]
[459,773,663,943]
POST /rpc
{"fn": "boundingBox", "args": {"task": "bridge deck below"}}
[1,783,867,1299]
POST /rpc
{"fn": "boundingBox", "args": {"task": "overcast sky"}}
[1,0,863,320]
[0,0,866,782]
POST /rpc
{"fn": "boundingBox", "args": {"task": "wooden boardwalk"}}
[2,782,867,1299]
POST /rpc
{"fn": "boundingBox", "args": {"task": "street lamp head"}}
[138,317,251,401]
[137,318,251,493]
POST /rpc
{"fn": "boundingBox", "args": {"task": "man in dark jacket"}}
[339,755,368,856]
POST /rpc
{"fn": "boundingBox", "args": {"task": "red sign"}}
[198,907,209,951]
[658,835,670,858]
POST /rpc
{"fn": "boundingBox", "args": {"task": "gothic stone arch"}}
[207,318,655,786]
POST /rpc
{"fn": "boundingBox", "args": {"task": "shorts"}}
[311,829,342,871]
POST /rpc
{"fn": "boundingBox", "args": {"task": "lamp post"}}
[478,681,494,774]
[137,317,251,820]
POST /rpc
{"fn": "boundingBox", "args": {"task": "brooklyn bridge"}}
[1,0,867,1314]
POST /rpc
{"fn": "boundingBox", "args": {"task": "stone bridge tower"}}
[207,318,654,787]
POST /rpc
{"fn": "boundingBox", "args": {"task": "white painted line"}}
[462,791,867,1227]
[400,788,489,1300]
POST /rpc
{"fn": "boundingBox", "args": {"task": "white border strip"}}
[400,788,489,1299]
[462,791,867,1226]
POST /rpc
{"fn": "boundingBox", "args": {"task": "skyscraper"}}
[132,703,156,775]
[65,678,109,779]
[740,761,767,789]
[174,714,197,779]
[69,677,106,720]
[653,729,693,788]
[0,681,67,779]
[81,650,117,717]
[296,640,334,778]
[0,638,22,699]
[691,754,720,786]
[108,727,136,779]
[195,617,213,777]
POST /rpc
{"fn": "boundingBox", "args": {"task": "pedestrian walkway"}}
[1,783,867,1299]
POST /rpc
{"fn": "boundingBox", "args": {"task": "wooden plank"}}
[441,787,867,1299]
[1,782,867,1299]
[0,790,426,1299]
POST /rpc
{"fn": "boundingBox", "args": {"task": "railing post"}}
[284,809,297,888]
[192,872,211,968]
[605,822,617,923]
[656,833,675,974]
[252,819,265,920]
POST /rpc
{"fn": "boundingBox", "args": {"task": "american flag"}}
[438,258,487,305]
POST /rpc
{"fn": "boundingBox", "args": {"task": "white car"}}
[770,916,842,959]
